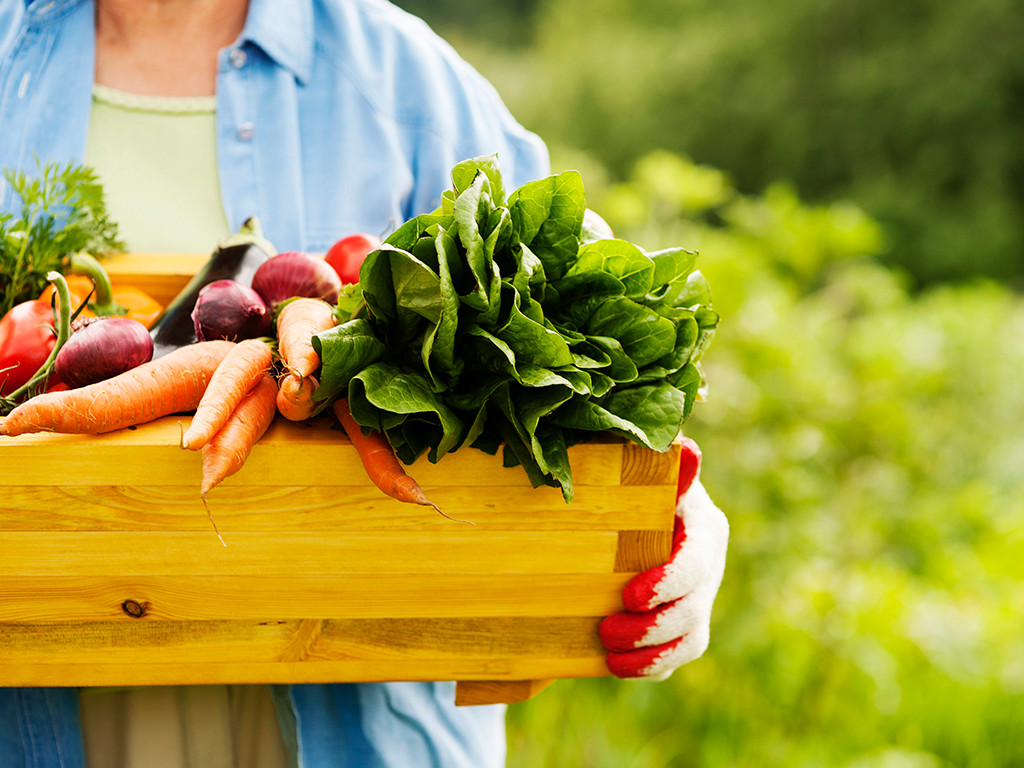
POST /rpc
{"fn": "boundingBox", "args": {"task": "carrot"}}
[181,338,274,450]
[0,340,236,436]
[276,372,318,422]
[198,372,277,546]
[331,398,469,523]
[201,371,277,496]
[276,298,336,378]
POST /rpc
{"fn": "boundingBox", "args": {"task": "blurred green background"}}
[394,1,1024,766]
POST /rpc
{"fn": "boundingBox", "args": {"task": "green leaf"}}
[349,362,464,462]
[453,172,497,311]
[419,227,463,389]
[496,287,575,368]
[311,319,388,403]
[565,239,655,299]
[384,210,449,253]
[465,326,589,393]
[677,269,713,308]
[647,246,699,302]
[585,335,639,382]
[547,270,626,328]
[508,170,586,280]
[585,296,678,368]
[551,382,684,452]
[451,153,505,203]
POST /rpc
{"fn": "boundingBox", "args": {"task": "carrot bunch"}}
[169,338,277,545]
[0,340,236,436]
[179,338,278,492]
[273,297,336,422]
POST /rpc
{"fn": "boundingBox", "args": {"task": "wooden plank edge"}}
[0,658,608,688]
[455,679,556,707]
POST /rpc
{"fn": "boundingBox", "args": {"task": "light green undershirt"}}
[85,84,231,254]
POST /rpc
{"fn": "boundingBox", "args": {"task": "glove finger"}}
[599,592,708,653]
[605,625,711,679]
[622,480,728,611]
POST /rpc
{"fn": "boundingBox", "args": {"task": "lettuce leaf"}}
[314,155,718,502]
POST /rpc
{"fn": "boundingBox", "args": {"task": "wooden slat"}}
[0,531,619,577]
[0,483,675,532]
[104,252,208,306]
[0,617,602,663]
[0,574,633,622]
[0,617,609,687]
[0,415,633,488]
[0,657,609,688]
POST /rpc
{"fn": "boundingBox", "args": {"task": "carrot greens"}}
[0,159,125,317]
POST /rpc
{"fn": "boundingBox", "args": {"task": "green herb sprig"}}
[0,159,125,317]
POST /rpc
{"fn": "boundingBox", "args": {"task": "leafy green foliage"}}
[313,155,717,501]
[399,0,1024,285]
[0,159,124,317]
[504,152,1024,766]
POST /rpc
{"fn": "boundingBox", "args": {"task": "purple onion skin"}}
[54,316,155,389]
[251,251,342,311]
[191,279,271,342]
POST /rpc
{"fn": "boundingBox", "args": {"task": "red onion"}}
[250,251,342,310]
[54,316,154,389]
[191,279,271,342]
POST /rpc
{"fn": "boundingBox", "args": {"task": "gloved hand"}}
[599,437,729,679]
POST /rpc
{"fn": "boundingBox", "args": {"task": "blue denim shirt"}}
[0,0,549,247]
[0,0,550,766]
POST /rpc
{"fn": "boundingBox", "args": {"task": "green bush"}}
[400,0,1024,285]
[505,151,1024,767]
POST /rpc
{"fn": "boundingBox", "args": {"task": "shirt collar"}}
[23,0,80,24]
[238,0,315,85]
[21,0,315,86]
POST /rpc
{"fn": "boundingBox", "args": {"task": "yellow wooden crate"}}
[0,255,678,706]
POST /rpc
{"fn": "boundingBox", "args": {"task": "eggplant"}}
[149,217,276,358]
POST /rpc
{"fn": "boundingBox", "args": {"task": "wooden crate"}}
[0,255,678,705]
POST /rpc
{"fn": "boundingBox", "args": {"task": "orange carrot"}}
[201,371,278,497]
[276,372,318,422]
[331,398,467,522]
[276,298,336,378]
[0,340,235,436]
[181,338,274,450]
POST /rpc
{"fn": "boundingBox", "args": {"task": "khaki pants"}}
[79,686,289,768]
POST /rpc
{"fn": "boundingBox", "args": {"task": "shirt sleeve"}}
[336,1,551,218]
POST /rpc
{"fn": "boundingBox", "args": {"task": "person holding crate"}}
[0,0,730,766]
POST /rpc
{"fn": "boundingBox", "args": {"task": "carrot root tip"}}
[427,500,475,526]
[200,492,228,547]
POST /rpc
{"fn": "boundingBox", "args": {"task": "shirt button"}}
[229,48,247,68]
[237,122,254,141]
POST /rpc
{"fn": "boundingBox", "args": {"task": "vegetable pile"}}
[0,154,718,527]
[313,155,718,502]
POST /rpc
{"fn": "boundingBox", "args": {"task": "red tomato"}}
[0,300,57,396]
[324,233,382,285]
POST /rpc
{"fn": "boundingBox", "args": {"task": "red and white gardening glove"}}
[599,437,729,679]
